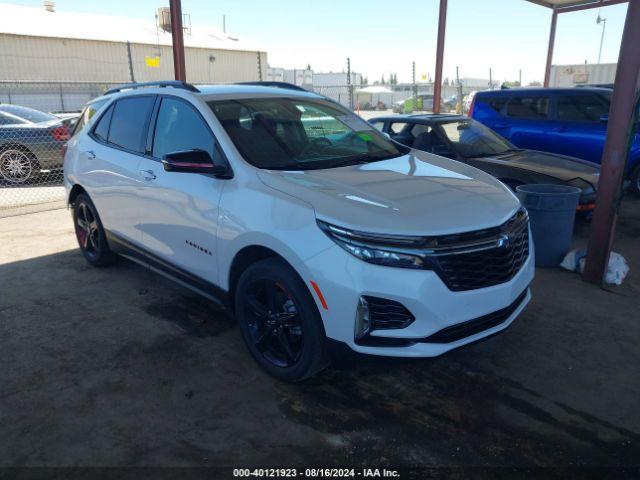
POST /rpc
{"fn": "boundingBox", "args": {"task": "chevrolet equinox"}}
[64,81,534,381]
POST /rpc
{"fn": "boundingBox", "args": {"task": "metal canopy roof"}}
[524,0,628,12]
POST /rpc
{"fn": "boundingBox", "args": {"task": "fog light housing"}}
[355,296,371,340]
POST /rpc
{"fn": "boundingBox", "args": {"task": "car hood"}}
[257,150,520,236]
[472,150,600,188]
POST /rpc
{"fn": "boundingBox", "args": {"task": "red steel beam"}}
[169,0,187,82]
[583,0,640,285]
[543,9,558,87]
[432,0,447,113]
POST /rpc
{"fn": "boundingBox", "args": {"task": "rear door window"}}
[485,96,508,114]
[389,122,409,134]
[506,97,549,119]
[556,94,610,122]
[93,104,113,142]
[107,96,155,153]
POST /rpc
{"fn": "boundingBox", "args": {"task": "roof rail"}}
[104,81,199,95]
[234,81,308,92]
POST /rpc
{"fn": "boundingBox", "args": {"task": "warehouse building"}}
[0,2,267,111]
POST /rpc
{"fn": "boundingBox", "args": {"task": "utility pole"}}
[412,61,417,112]
[257,52,263,81]
[126,41,135,82]
[456,66,462,114]
[346,57,353,110]
[169,0,186,81]
[223,14,226,33]
[597,13,607,63]
[519,69,522,87]
[489,68,492,89]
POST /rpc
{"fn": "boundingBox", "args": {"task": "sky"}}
[7,0,629,84]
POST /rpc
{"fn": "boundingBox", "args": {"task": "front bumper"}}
[304,230,535,357]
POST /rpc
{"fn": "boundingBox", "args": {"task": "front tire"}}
[72,193,116,267]
[235,258,329,382]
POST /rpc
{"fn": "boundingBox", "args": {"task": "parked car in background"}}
[65,81,533,381]
[463,91,477,113]
[370,114,600,212]
[470,88,640,194]
[0,104,70,184]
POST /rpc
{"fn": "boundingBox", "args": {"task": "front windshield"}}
[438,119,515,158]
[208,97,405,170]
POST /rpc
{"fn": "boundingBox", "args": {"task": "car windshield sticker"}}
[337,115,374,132]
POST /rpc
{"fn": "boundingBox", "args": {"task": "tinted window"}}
[410,124,432,137]
[152,97,215,159]
[209,98,403,170]
[390,122,408,134]
[73,99,109,137]
[369,121,385,132]
[0,105,56,123]
[557,94,610,122]
[506,97,549,119]
[438,119,514,158]
[484,96,508,113]
[93,104,113,142]
[107,96,155,153]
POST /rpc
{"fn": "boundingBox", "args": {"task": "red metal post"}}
[169,0,187,82]
[543,9,558,87]
[433,0,447,113]
[583,0,640,285]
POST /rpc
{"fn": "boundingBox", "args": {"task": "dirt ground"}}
[1,198,639,469]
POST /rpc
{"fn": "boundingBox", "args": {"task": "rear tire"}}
[235,258,329,382]
[72,193,116,267]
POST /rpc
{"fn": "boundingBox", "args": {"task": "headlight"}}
[317,220,427,269]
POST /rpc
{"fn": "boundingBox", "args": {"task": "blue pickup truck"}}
[470,88,640,194]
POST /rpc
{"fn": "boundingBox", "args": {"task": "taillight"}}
[52,125,70,142]
[468,95,476,117]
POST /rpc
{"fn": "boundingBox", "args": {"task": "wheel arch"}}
[228,245,290,310]
[68,183,88,206]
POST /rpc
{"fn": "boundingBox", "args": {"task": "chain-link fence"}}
[0,81,126,217]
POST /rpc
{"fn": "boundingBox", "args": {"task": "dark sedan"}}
[369,114,599,211]
[0,104,70,184]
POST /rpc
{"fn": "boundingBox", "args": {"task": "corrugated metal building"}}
[550,63,617,87]
[0,3,267,83]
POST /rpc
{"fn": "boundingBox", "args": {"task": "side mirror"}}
[162,149,228,176]
[600,114,609,124]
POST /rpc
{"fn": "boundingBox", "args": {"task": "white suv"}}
[64,81,534,381]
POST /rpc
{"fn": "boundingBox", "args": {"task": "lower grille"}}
[364,296,414,330]
[433,209,530,291]
[420,288,528,344]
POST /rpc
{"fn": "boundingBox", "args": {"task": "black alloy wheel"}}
[235,258,328,382]
[245,279,304,367]
[72,193,116,266]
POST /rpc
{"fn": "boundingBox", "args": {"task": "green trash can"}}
[516,184,581,267]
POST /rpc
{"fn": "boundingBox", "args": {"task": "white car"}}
[64,81,534,382]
